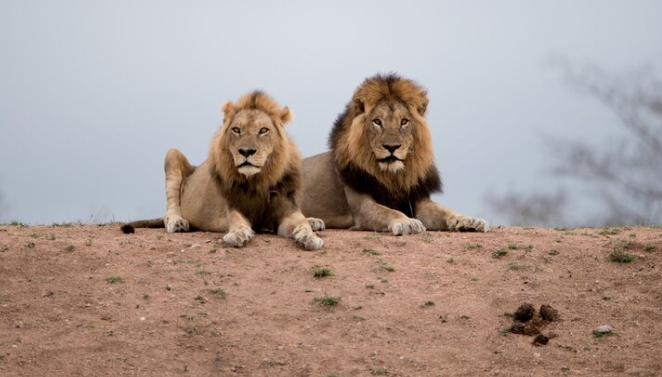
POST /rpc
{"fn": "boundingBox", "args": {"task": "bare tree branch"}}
[489,61,662,226]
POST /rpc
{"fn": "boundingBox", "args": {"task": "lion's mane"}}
[329,74,442,217]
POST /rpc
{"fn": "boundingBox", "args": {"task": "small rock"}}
[532,334,549,346]
[594,325,613,334]
[514,303,535,322]
[139,316,146,321]
[540,304,559,321]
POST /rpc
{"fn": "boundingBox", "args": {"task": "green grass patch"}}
[492,248,508,258]
[599,228,620,235]
[313,267,334,278]
[312,296,340,306]
[465,243,482,249]
[362,248,381,256]
[592,330,616,338]
[608,249,635,263]
[507,263,522,271]
[548,249,559,255]
[422,300,436,307]
[210,288,226,298]
[645,245,655,252]
[379,262,395,272]
[105,276,124,284]
[52,222,73,228]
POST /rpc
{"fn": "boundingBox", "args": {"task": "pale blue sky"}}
[1,0,661,225]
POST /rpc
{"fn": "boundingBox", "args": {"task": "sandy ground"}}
[1,224,661,377]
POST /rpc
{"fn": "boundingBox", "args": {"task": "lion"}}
[121,91,324,250]
[300,74,488,235]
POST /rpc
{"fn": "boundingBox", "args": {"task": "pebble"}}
[594,325,613,334]
[139,316,146,321]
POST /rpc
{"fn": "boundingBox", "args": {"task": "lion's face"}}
[225,110,281,177]
[366,101,417,173]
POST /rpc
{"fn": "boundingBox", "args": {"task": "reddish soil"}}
[1,225,661,377]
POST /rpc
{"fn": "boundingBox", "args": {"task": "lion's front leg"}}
[344,186,425,236]
[278,211,324,250]
[415,200,488,232]
[222,209,255,247]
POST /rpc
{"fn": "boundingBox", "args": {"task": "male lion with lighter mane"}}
[300,74,488,235]
[121,91,324,250]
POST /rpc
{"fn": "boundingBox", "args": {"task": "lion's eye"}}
[231,127,241,134]
[400,119,409,126]
[259,127,269,135]
[372,119,382,127]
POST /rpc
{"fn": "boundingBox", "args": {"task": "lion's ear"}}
[221,101,236,122]
[354,99,365,114]
[280,106,293,125]
[417,97,429,116]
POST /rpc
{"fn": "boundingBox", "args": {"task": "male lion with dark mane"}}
[122,91,324,250]
[300,74,488,235]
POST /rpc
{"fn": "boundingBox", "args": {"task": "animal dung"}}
[513,303,535,322]
[507,303,559,346]
[540,304,560,321]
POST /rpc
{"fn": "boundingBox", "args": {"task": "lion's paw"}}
[447,215,489,232]
[222,226,255,247]
[165,215,189,233]
[388,218,426,236]
[306,217,326,232]
[293,224,324,250]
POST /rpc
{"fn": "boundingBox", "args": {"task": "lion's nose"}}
[238,148,257,157]
[383,144,401,154]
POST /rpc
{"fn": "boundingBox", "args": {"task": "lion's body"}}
[300,74,487,234]
[123,91,324,250]
[178,160,228,232]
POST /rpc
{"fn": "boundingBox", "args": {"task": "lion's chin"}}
[378,160,405,173]
[237,165,262,177]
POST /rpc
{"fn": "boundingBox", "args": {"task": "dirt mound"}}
[1,225,661,376]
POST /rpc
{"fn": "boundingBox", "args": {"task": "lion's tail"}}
[120,218,164,234]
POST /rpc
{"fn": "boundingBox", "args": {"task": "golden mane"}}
[208,91,301,196]
[330,74,436,193]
